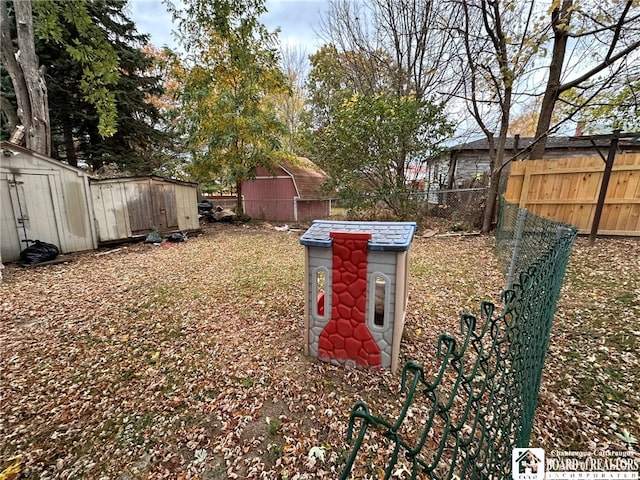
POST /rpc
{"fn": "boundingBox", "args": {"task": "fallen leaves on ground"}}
[533,238,640,454]
[0,224,638,478]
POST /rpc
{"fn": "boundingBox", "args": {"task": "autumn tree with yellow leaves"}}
[167,0,288,213]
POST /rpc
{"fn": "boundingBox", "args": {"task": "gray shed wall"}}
[90,177,199,243]
[0,145,97,262]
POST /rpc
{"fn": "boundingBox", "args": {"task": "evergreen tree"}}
[40,0,172,172]
[1,0,174,173]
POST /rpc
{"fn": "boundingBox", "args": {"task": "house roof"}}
[280,156,329,199]
[451,135,640,153]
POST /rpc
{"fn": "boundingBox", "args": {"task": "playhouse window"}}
[371,274,390,328]
[317,269,325,295]
[313,267,328,317]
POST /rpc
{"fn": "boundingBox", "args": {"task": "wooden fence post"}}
[589,131,620,245]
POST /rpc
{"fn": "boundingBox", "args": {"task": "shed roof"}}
[0,141,91,177]
[280,157,329,199]
[90,174,197,187]
[300,220,417,251]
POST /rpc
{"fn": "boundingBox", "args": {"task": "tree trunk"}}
[481,138,500,233]
[530,0,639,159]
[64,122,78,167]
[529,1,572,159]
[0,1,30,141]
[482,168,502,233]
[0,0,51,156]
[482,90,512,233]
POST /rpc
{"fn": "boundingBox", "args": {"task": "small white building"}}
[0,141,97,262]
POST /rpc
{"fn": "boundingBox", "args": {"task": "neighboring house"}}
[242,157,331,222]
[406,161,450,191]
[90,176,199,243]
[447,135,640,188]
[0,141,97,262]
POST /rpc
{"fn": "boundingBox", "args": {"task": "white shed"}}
[0,141,97,262]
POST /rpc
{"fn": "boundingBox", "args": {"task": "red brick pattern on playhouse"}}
[318,232,381,368]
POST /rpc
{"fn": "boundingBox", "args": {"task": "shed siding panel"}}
[297,200,330,222]
[91,177,199,242]
[175,184,199,231]
[243,177,297,199]
[243,177,297,221]
[58,173,94,252]
[152,183,178,230]
[164,185,179,228]
[0,176,21,261]
[125,181,154,233]
[91,183,131,242]
[255,165,288,177]
[91,185,109,242]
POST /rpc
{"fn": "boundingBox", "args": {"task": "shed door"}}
[6,173,61,254]
[152,183,178,231]
[125,181,154,234]
[124,181,178,234]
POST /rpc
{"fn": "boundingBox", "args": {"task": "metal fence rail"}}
[339,201,577,479]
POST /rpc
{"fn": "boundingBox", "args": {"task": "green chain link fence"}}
[339,198,577,479]
[495,196,576,288]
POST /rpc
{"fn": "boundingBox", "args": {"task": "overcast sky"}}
[128,0,329,55]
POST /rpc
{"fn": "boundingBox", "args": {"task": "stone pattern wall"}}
[317,232,381,368]
[366,251,396,368]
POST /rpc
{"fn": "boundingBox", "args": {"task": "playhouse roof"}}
[300,220,416,251]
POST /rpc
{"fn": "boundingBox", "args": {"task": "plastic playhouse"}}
[299,220,416,372]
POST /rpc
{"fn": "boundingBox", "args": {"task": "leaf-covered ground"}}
[1,224,638,479]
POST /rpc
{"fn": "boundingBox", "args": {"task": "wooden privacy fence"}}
[504,153,640,236]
